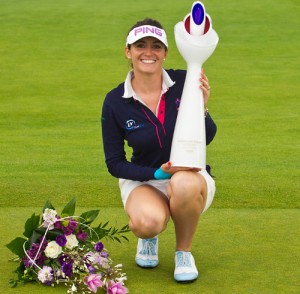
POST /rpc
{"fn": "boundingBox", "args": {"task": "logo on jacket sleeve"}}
[176,98,181,111]
[125,119,144,130]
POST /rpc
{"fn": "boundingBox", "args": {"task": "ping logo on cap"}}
[126,25,168,47]
[133,26,163,37]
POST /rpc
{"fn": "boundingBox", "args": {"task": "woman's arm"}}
[101,101,156,181]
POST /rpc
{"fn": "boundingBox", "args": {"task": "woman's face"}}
[125,37,168,75]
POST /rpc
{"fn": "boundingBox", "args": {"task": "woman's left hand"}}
[161,162,201,175]
[199,68,211,108]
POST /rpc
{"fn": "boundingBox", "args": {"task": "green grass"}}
[1,208,299,293]
[0,0,300,293]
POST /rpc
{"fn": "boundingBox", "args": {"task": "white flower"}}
[44,240,62,258]
[65,234,79,250]
[42,208,58,229]
[116,275,127,283]
[85,251,96,262]
[71,284,77,291]
[67,284,77,293]
[38,266,53,284]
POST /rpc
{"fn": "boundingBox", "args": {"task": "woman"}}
[101,18,217,283]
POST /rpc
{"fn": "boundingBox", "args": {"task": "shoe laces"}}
[176,251,192,267]
[139,238,157,256]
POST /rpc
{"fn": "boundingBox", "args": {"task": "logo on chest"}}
[125,119,144,130]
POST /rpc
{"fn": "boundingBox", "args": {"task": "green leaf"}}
[28,230,43,247]
[6,237,27,258]
[79,210,100,225]
[61,198,76,216]
[35,228,62,241]
[14,262,26,281]
[93,226,109,240]
[121,235,130,242]
[23,213,40,238]
[100,221,109,228]
[9,279,18,288]
[121,224,130,231]
[43,200,55,212]
[91,222,130,243]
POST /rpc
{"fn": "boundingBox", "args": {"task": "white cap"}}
[126,25,168,48]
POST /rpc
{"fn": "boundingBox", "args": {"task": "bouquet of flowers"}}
[6,198,130,293]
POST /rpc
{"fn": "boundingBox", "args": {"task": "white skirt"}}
[119,169,216,213]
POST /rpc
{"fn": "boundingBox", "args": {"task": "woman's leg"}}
[125,185,170,239]
[167,171,207,251]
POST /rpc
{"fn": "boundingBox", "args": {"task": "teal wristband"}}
[154,168,171,180]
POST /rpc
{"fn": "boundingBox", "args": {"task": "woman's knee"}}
[125,187,170,238]
[168,171,207,204]
[129,213,168,238]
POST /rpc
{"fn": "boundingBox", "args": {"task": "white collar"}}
[122,69,175,98]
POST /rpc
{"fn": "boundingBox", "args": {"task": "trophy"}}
[169,1,219,169]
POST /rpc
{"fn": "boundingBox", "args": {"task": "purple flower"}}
[62,226,73,236]
[62,218,78,235]
[39,237,48,250]
[56,235,67,247]
[61,262,73,277]
[22,242,47,267]
[54,216,62,230]
[84,274,103,293]
[94,242,104,252]
[58,254,72,265]
[106,281,128,294]
[87,264,97,273]
[68,219,78,231]
[92,254,109,268]
[101,251,109,258]
[77,230,88,242]
[23,253,47,268]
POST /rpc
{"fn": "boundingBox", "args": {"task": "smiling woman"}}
[126,37,167,79]
[101,17,217,284]
[125,20,168,77]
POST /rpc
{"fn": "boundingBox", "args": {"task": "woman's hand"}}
[199,68,211,108]
[161,161,201,175]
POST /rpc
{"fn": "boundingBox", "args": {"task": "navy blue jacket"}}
[101,69,217,181]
